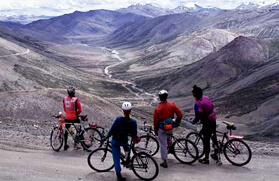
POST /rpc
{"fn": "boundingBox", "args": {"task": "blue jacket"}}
[107,116,137,141]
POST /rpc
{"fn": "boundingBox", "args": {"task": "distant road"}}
[0,148,278,181]
[0,49,30,58]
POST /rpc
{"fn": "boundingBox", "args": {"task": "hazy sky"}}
[0,0,278,16]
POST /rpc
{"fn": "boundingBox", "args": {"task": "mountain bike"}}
[87,138,159,181]
[131,122,159,156]
[133,123,198,164]
[186,121,252,166]
[50,113,102,152]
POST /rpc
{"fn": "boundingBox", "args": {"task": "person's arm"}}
[172,103,183,127]
[192,103,200,124]
[106,118,117,138]
[76,99,82,115]
[62,98,66,112]
[153,109,159,136]
[131,120,138,138]
[131,120,140,143]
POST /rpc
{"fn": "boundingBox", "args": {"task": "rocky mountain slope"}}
[114,36,279,137]
[25,9,147,36]
[0,28,138,126]
[1,7,279,139]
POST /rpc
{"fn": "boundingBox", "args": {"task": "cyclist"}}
[191,85,219,164]
[153,90,183,168]
[105,102,140,181]
[62,85,83,150]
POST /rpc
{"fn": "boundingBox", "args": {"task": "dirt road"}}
[1,147,279,181]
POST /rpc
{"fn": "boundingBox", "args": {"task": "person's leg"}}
[200,123,210,164]
[64,123,70,150]
[122,141,130,161]
[111,139,121,174]
[210,120,219,161]
[158,128,168,168]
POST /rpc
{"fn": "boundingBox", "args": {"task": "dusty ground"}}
[1,120,279,181]
[0,141,279,181]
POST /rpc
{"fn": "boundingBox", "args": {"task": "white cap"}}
[122,102,132,110]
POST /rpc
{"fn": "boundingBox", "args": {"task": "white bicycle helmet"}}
[158,90,168,95]
[122,102,132,110]
[158,90,168,102]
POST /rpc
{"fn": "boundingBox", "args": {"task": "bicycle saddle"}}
[222,121,236,130]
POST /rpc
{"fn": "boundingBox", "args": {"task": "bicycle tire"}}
[131,152,159,181]
[50,126,63,151]
[173,138,198,164]
[132,135,159,156]
[81,127,102,151]
[224,138,252,166]
[87,148,114,172]
[186,132,204,159]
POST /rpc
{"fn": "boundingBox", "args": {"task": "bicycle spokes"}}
[133,156,149,171]
[227,141,242,156]
[173,139,198,164]
[174,141,192,157]
[224,139,252,166]
[131,152,159,180]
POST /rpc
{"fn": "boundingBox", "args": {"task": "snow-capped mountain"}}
[236,2,260,10]
[0,7,64,24]
[172,3,220,13]
[173,3,203,12]
[0,14,53,25]
[261,1,279,9]
[118,3,170,18]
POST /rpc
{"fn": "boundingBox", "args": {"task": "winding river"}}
[101,47,157,106]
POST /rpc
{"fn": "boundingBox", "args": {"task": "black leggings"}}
[64,119,80,147]
[201,120,218,159]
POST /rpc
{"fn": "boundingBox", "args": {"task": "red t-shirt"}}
[153,101,182,134]
[63,96,82,120]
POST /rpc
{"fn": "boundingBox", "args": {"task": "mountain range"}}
[1,2,279,24]
[0,4,278,139]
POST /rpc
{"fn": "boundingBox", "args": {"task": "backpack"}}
[160,118,174,131]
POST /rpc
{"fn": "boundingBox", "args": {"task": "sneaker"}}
[74,143,82,150]
[216,159,222,166]
[210,153,218,160]
[160,161,168,168]
[116,173,126,181]
[198,158,209,164]
[64,145,69,150]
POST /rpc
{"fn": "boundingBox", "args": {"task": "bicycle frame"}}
[215,123,245,151]
[102,138,136,166]
[167,133,180,153]
[142,124,157,137]
[52,113,102,149]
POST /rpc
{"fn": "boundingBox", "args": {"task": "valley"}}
[0,3,279,180]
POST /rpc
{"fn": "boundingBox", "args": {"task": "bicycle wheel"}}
[224,138,252,166]
[132,135,159,156]
[50,126,63,151]
[173,138,198,164]
[87,148,114,172]
[131,152,159,181]
[186,132,204,158]
[81,128,102,151]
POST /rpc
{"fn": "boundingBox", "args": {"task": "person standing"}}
[191,85,218,164]
[106,102,140,181]
[62,85,82,150]
[153,90,183,168]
